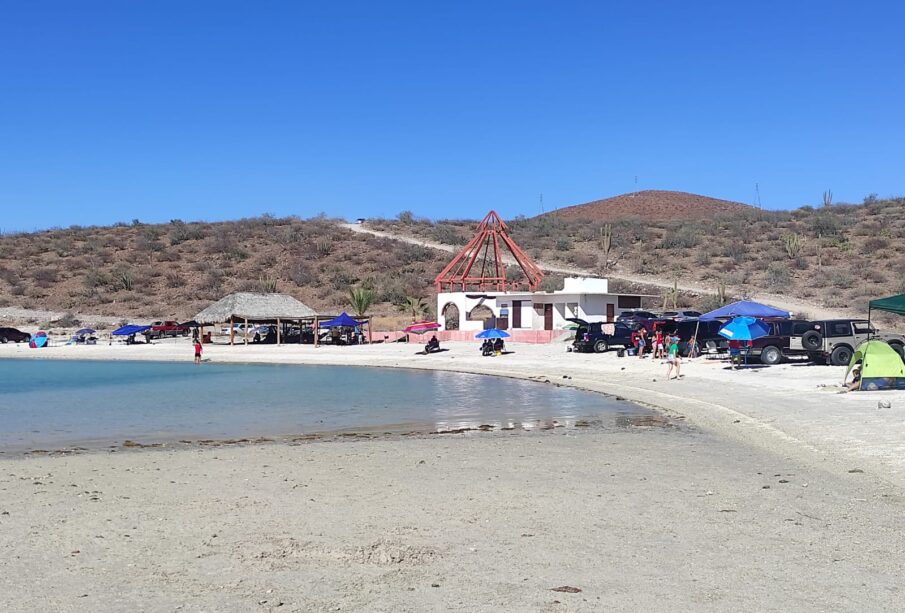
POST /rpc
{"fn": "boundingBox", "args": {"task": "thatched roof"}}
[194,292,319,324]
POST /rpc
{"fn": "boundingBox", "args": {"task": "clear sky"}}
[1,1,903,231]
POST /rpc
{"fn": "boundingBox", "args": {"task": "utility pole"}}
[539,193,544,214]
[754,183,762,209]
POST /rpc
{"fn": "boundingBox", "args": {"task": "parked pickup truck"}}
[800,319,905,366]
[144,320,190,340]
[569,318,635,353]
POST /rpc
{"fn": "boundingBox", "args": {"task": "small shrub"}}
[766,262,790,287]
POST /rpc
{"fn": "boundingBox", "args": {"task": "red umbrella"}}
[403,321,440,335]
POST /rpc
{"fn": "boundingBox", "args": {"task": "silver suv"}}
[802,319,905,365]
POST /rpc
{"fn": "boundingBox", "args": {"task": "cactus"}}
[717,279,727,305]
[822,190,833,208]
[315,237,332,256]
[598,224,613,271]
[118,270,134,291]
[782,232,804,259]
[258,276,278,293]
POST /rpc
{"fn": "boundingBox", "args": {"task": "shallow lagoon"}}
[0,359,648,450]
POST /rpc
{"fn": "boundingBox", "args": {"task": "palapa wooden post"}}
[314,317,319,347]
[367,316,372,344]
[277,318,281,345]
[229,316,235,346]
[244,317,248,345]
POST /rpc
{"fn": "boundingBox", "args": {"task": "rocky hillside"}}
[0,216,448,327]
[368,195,905,323]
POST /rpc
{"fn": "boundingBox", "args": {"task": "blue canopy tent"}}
[699,300,791,321]
[318,312,368,345]
[112,324,151,336]
[318,313,363,328]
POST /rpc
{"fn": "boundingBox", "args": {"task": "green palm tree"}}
[348,286,375,318]
[398,296,429,322]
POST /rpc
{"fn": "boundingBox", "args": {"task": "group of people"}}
[480,338,505,357]
[632,327,696,380]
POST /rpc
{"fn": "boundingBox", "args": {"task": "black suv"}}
[0,327,32,343]
[747,319,816,365]
[570,319,635,353]
[616,310,658,325]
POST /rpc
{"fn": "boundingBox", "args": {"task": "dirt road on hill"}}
[342,223,852,320]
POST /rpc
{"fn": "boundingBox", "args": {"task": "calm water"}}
[0,359,648,451]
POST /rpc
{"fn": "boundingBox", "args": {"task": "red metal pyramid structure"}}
[434,211,544,293]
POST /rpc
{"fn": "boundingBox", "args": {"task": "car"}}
[746,319,816,365]
[660,310,702,322]
[0,327,32,344]
[800,319,905,366]
[616,310,659,325]
[569,318,635,353]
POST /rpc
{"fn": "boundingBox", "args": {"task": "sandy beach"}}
[3,340,905,611]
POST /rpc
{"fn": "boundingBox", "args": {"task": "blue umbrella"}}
[718,316,770,341]
[475,328,510,339]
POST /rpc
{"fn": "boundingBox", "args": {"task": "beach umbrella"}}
[475,328,510,339]
[718,316,770,341]
[403,321,441,335]
[75,328,96,336]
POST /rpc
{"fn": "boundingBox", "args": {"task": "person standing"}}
[666,335,681,379]
[193,338,203,365]
[653,328,664,360]
[637,327,648,359]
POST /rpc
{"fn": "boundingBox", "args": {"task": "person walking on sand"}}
[193,338,203,365]
[666,335,681,379]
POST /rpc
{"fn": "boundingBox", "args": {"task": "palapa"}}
[194,292,318,324]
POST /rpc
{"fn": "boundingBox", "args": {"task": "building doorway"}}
[544,304,553,330]
[442,302,460,330]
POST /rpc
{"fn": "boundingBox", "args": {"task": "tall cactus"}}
[782,232,804,259]
[598,224,613,267]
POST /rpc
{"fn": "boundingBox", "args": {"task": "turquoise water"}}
[0,359,647,451]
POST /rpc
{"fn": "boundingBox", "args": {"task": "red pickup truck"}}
[144,320,190,340]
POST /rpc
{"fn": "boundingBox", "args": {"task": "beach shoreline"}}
[3,339,904,488]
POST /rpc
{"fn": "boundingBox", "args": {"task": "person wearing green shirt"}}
[666,335,681,380]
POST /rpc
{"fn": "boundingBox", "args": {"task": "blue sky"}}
[1,1,903,231]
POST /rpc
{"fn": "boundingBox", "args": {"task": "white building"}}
[438,277,647,333]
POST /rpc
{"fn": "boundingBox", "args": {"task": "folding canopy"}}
[869,294,905,317]
[699,300,791,321]
[318,313,363,328]
[112,324,151,336]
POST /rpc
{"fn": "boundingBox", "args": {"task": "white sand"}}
[2,339,905,611]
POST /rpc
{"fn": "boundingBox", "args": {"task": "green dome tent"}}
[845,340,905,391]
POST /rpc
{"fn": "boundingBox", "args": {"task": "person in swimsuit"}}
[194,338,203,365]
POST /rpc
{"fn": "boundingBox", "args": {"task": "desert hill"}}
[547,190,755,221]
[0,216,448,325]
